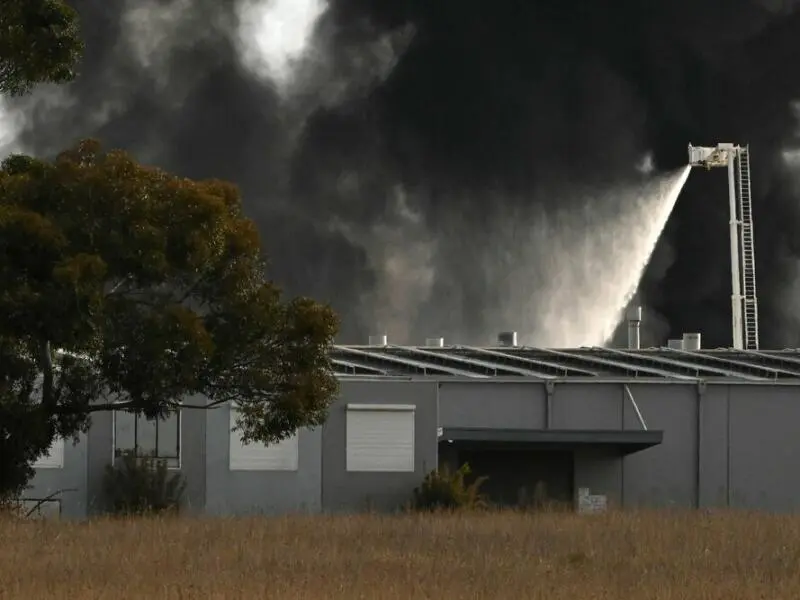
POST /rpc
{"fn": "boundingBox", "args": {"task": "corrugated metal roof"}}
[330,344,800,381]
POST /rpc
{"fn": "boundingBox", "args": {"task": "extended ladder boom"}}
[737,146,759,350]
[687,142,760,350]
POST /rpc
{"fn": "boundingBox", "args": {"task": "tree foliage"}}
[0,0,84,95]
[0,139,340,498]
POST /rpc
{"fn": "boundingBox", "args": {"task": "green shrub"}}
[102,449,187,516]
[409,463,488,512]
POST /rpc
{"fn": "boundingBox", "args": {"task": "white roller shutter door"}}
[346,404,415,472]
[229,405,299,471]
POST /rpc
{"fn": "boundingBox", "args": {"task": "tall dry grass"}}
[2,510,800,599]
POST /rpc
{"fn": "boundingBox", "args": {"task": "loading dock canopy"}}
[439,427,663,455]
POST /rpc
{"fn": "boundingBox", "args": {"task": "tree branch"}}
[105,276,132,295]
[51,397,232,416]
[23,488,78,518]
[176,271,211,305]
[169,398,230,410]
[52,400,137,415]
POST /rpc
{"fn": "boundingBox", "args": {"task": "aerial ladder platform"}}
[688,143,759,350]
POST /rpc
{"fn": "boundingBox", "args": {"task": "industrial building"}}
[24,143,800,518]
[25,325,800,518]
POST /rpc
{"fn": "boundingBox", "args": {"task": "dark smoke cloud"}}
[5,0,800,347]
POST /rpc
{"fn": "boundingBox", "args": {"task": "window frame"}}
[112,408,182,470]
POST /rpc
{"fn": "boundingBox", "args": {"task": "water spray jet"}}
[499,165,692,349]
[509,140,760,352]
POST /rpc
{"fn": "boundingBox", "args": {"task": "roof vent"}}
[682,333,701,351]
[626,306,642,350]
[368,334,388,346]
[425,337,444,347]
[667,339,683,350]
[497,331,518,347]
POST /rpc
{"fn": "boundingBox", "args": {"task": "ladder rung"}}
[738,148,757,351]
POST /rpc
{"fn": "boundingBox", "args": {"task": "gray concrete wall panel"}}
[321,380,438,513]
[26,433,88,519]
[729,385,800,511]
[205,401,322,516]
[622,384,697,508]
[697,384,730,508]
[551,383,622,430]
[438,381,546,429]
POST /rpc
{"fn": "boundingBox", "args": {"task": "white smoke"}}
[329,182,437,344]
[234,0,329,94]
[231,1,421,343]
[123,0,195,72]
[0,99,25,157]
[0,0,222,160]
[120,0,234,113]
[636,151,655,175]
[775,98,800,345]
[297,21,416,108]
[234,0,415,106]
[759,0,800,14]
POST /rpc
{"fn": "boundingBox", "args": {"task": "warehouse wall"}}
[438,381,546,428]
[85,412,112,515]
[205,402,322,516]
[727,385,800,510]
[27,377,800,518]
[697,384,730,507]
[86,399,208,515]
[572,447,623,508]
[25,433,88,518]
[321,380,438,512]
[177,406,207,514]
[438,379,800,512]
[620,383,698,508]
[560,381,800,511]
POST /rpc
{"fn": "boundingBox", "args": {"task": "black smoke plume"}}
[6,0,800,347]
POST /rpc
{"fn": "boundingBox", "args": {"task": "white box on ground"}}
[577,488,608,514]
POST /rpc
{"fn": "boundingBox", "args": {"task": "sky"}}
[4,0,800,347]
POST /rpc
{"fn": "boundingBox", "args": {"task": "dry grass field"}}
[2,509,800,599]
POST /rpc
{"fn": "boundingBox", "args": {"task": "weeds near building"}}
[102,449,186,516]
[409,463,488,511]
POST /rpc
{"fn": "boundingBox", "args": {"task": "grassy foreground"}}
[2,510,800,599]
